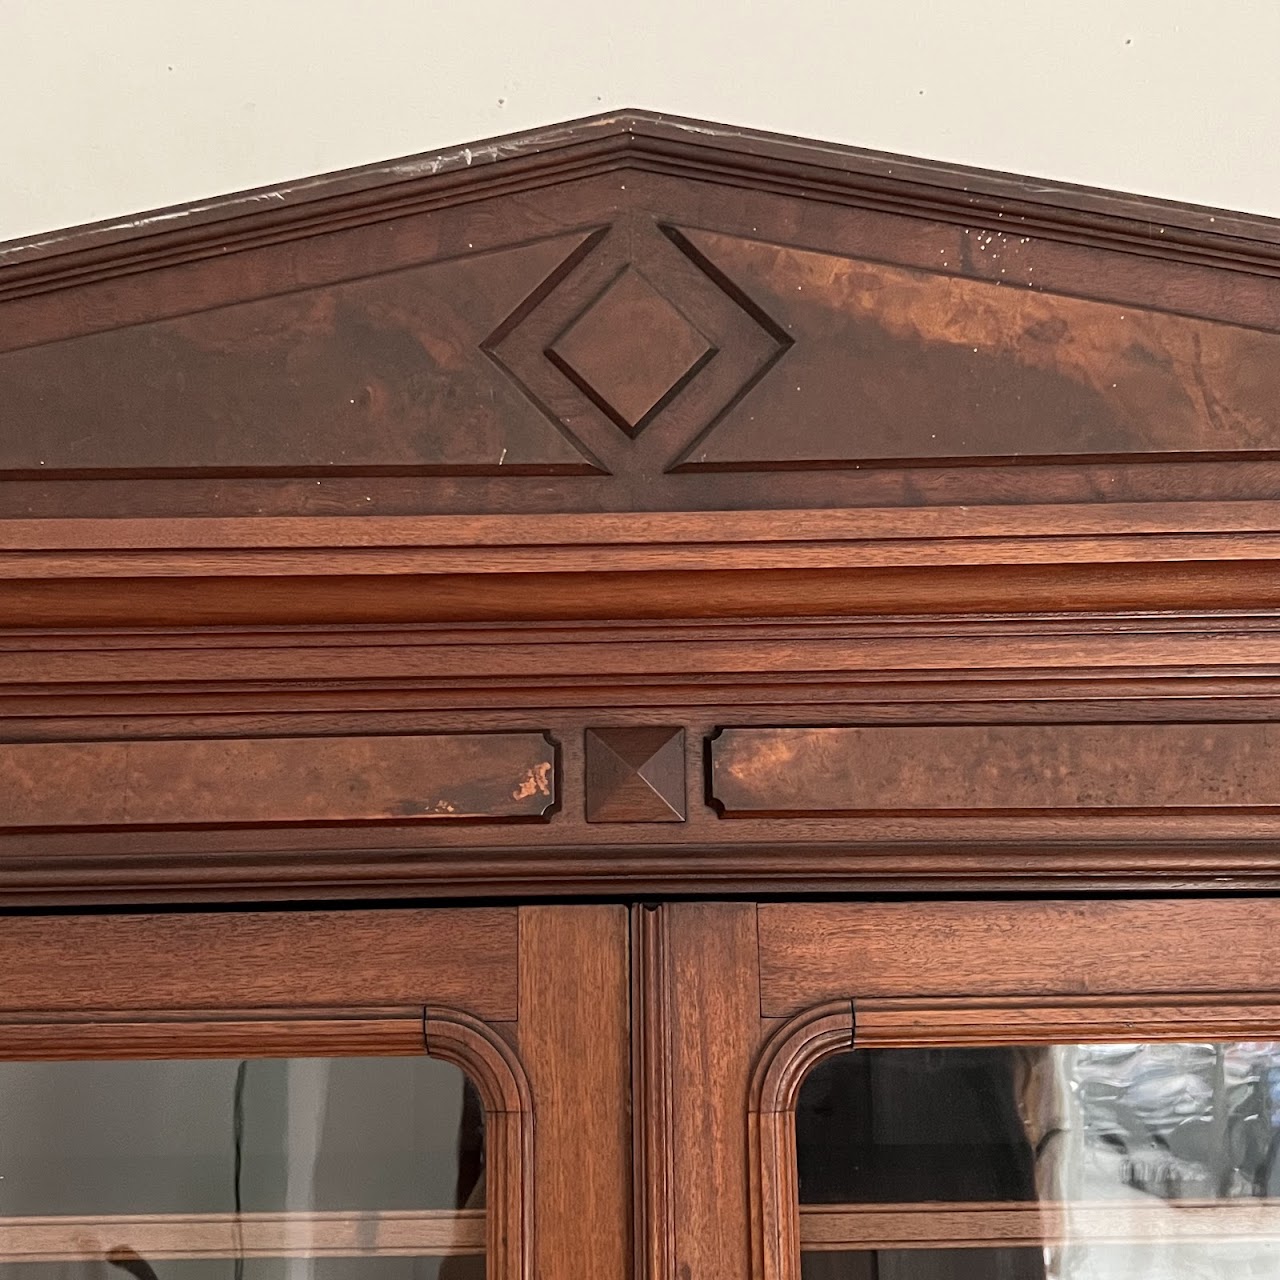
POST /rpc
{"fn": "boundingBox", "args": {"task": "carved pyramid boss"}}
[585,727,686,824]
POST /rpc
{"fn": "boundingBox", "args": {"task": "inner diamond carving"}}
[547,267,715,436]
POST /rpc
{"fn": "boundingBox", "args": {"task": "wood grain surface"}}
[516,906,631,1280]
[0,907,517,1017]
[757,899,1280,1015]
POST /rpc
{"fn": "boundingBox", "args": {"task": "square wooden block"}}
[585,727,687,823]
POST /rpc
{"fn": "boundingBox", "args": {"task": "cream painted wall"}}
[2,0,1279,242]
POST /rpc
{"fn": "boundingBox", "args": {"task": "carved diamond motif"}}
[547,268,715,436]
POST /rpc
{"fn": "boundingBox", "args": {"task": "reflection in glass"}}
[0,1057,485,1279]
[796,1042,1280,1278]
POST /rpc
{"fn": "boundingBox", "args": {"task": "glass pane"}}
[0,1056,485,1279]
[796,1042,1280,1277]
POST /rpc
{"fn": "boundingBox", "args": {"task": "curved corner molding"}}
[0,732,558,831]
[425,1007,533,1280]
[749,1000,854,1280]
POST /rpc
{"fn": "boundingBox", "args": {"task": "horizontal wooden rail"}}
[800,1198,1280,1251]
[0,1209,485,1262]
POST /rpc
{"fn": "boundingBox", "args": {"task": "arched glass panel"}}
[0,1055,484,1280]
[796,1042,1280,1279]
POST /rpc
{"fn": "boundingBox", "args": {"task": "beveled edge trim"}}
[797,1198,1280,1251]
[426,1007,533,1280]
[7,503,1280,583]
[750,1000,856,1117]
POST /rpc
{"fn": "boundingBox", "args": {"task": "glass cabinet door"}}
[0,1055,484,1279]
[0,905,631,1280]
[796,1040,1280,1279]
[653,901,1280,1280]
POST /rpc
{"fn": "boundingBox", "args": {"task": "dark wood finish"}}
[24,115,1280,1280]
[852,994,1280,1047]
[9,561,1280,629]
[585,726,685,822]
[711,722,1280,816]
[750,1002,855,1280]
[632,906,675,1280]
[0,1010,433,1060]
[0,906,631,1280]
[671,226,1280,470]
[0,731,556,829]
[13,617,1280,899]
[0,231,604,478]
[5,115,1280,897]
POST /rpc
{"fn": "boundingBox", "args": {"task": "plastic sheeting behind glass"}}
[796,1042,1280,1279]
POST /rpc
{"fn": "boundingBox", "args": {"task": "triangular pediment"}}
[2,110,1279,524]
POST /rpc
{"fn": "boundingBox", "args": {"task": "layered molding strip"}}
[0,732,557,829]
[710,724,1280,816]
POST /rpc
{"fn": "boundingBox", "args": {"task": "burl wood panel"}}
[0,907,517,1016]
[710,723,1280,815]
[674,227,1280,469]
[30,219,1271,483]
[0,732,556,828]
[0,232,601,475]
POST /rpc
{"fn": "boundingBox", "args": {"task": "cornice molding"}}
[4,110,1280,302]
